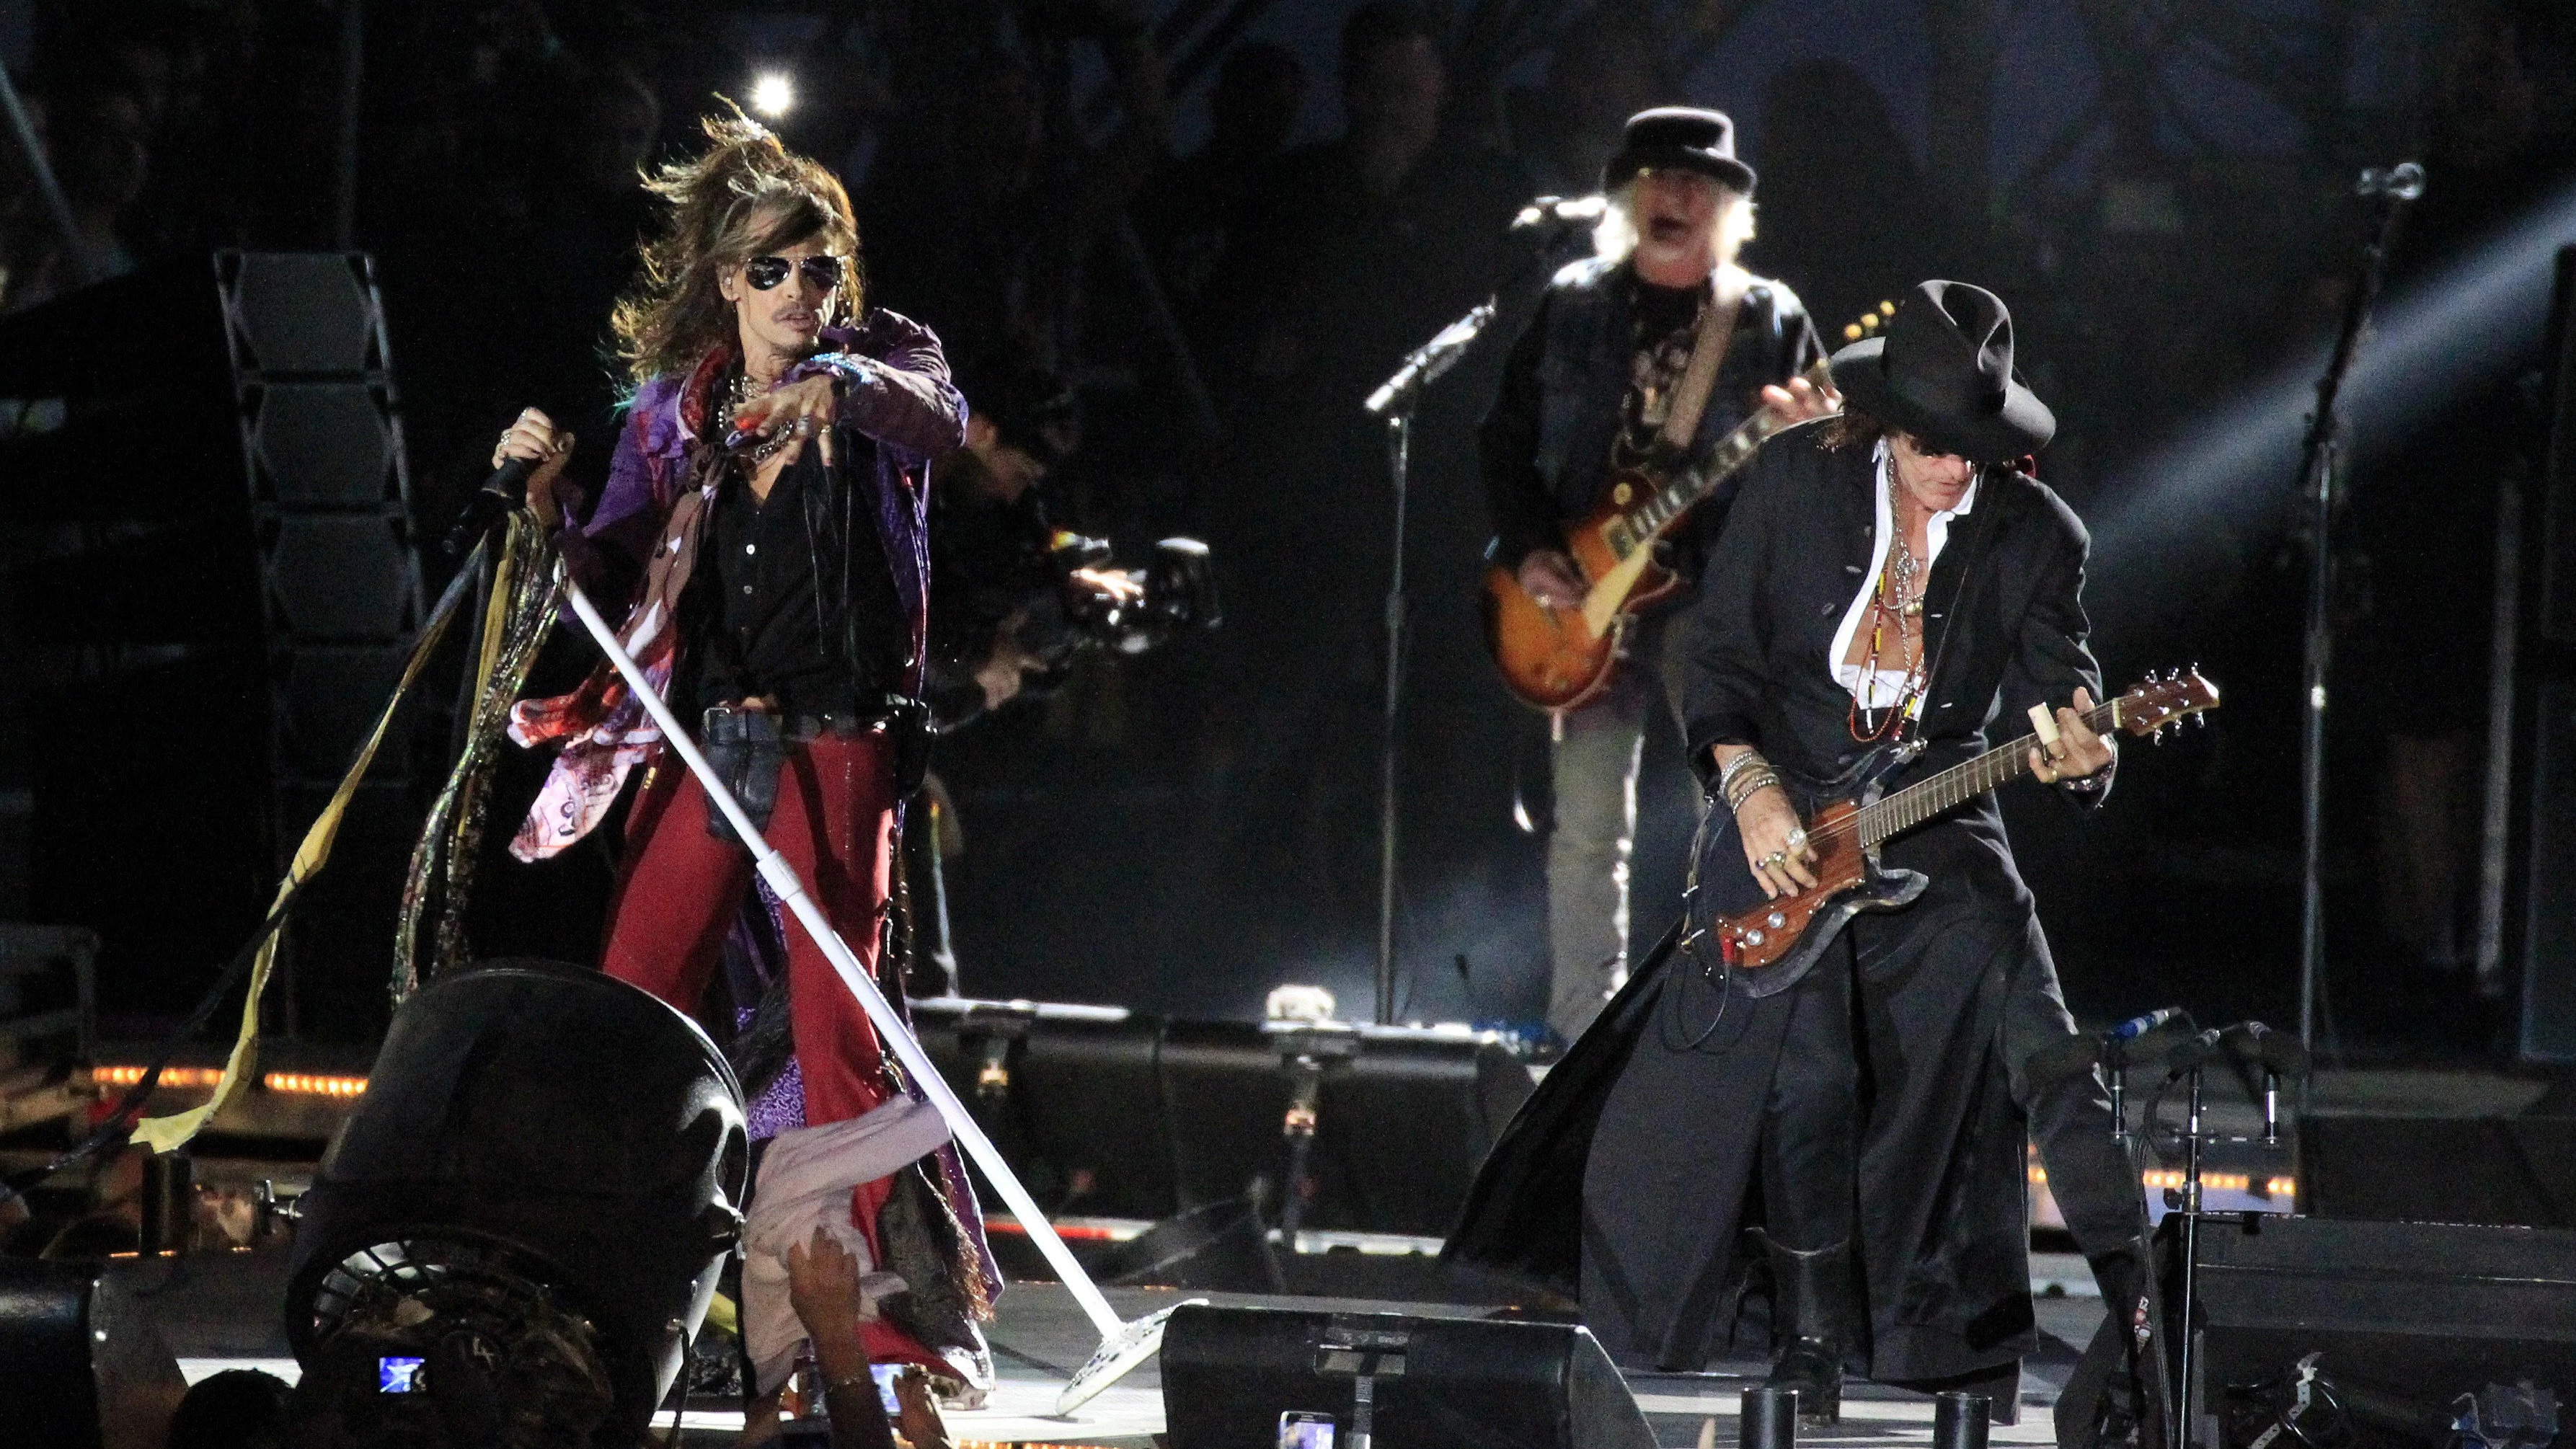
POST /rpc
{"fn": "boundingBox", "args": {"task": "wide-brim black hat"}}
[1602,106,1756,195]
[1828,280,2054,461]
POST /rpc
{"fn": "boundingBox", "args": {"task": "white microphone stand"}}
[559,567,1187,1414]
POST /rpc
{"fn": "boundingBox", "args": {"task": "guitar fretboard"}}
[1856,699,2121,846]
[1601,360,1833,563]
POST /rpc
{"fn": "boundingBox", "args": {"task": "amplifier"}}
[908,1000,1533,1235]
[2178,1215,2576,1444]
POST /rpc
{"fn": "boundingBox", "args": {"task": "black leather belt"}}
[698,696,932,846]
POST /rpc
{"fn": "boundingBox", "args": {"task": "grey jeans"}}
[1547,613,1701,1040]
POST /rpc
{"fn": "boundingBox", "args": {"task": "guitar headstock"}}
[2114,668,2221,742]
[1838,299,1898,345]
[1799,303,1896,391]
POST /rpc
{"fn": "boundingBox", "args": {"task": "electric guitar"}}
[1479,308,1887,712]
[1699,669,2220,994]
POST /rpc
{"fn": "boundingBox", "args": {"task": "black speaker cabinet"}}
[911,998,1173,1220]
[1159,1303,1655,1449]
[910,999,1534,1236]
[2297,1114,2576,1227]
[2177,1215,2576,1439]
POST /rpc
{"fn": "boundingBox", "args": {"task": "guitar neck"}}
[1856,697,2120,847]
[1614,358,1833,550]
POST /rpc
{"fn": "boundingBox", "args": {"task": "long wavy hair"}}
[611,107,864,384]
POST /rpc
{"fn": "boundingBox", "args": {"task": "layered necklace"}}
[721,367,797,469]
[1847,466,1931,743]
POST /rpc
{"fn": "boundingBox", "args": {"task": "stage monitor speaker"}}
[2297,1113,2576,1227]
[2177,1215,2576,1444]
[1159,1303,1656,1449]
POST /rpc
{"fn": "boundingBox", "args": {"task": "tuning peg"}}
[2152,727,2166,745]
[1844,322,1864,342]
[1878,300,1896,317]
[2195,713,2208,728]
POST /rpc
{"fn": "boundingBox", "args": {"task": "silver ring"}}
[794,417,815,437]
[1760,850,1787,869]
[1784,828,1807,849]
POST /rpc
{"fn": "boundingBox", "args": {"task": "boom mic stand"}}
[1362,300,1495,1024]
[2296,161,2422,1073]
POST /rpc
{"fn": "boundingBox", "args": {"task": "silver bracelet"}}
[1716,750,1769,797]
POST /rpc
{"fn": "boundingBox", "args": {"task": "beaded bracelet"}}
[1725,770,1781,815]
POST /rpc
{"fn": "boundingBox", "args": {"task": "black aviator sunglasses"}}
[743,254,844,291]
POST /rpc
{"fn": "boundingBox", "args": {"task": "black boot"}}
[1754,1228,1851,1426]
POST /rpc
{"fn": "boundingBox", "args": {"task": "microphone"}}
[2164,1027,2227,1076]
[443,453,537,558]
[2223,1020,2311,1076]
[1363,300,1497,416]
[2027,1006,2192,1084]
[2356,161,2425,201]
[1510,195,1609,233]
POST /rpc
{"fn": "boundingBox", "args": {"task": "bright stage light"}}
[751,73,794,118]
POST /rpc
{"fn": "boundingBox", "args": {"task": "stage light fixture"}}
[751,73,794,118]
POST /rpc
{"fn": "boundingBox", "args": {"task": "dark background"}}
[3,0,2569,1065]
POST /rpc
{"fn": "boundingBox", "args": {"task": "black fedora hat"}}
[1602,107,1756,195]
[1828,280,2054,461]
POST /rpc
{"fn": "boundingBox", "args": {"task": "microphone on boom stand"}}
[443,453,538,558]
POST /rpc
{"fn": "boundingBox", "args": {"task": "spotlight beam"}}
[2089,173,2576,613]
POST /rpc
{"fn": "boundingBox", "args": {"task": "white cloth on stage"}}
[741,1093,953,1395]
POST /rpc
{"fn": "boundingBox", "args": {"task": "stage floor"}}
[177,1273,2107,1445]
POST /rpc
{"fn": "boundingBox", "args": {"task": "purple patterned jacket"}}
[507,311,965,859]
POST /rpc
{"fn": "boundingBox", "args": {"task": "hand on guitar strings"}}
[1758,376,1841,427]
[1714,743,1819,898]
[1516,549,1586,612]
[2028,686,2115,784]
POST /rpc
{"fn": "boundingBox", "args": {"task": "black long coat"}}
[1448,423,2117,1385]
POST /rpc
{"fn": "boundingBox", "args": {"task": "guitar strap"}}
[1655,264,1750,453]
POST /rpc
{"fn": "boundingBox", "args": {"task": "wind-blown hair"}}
[1591,174,1756,269]
[611,107,863,384]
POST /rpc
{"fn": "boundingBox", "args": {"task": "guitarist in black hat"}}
[1580,281,2154,1435]
[1480,105,1831,1046]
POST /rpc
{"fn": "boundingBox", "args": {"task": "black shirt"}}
[689,443,906,716]
[1619,280,1708,458]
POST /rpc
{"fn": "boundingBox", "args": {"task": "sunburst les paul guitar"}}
[1479,309,1890,712]
[1701,669,2220,992]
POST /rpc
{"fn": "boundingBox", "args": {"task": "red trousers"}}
[601,732,942,1370]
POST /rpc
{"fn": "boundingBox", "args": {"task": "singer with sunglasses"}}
[494,110,994,1395]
